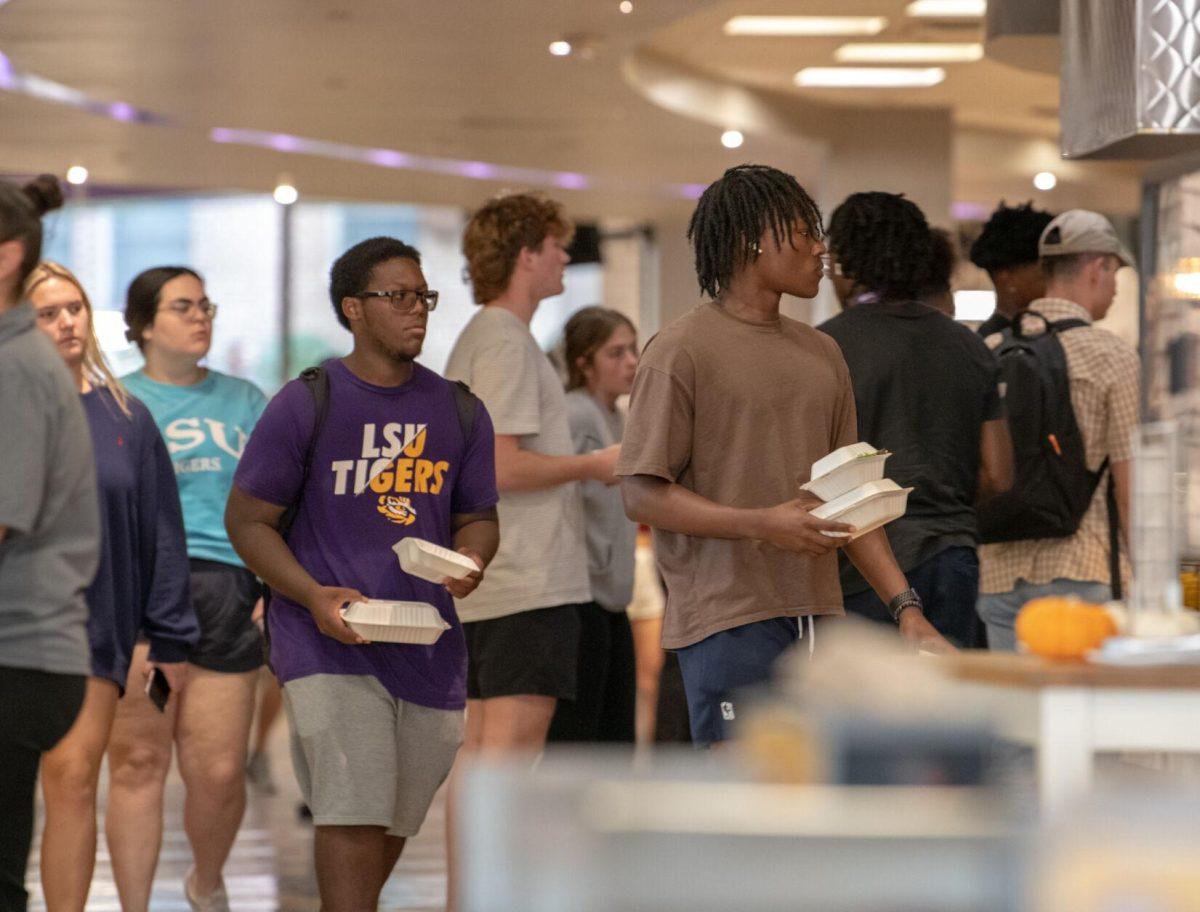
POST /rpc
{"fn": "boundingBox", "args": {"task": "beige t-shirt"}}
[444,306,591,623]
[615,302,858,649]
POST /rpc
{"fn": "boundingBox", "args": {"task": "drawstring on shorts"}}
[796,614,815,658]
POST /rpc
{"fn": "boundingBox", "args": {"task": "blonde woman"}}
[27,262,197,912]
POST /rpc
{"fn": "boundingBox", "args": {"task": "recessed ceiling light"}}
[794,67,946,88]
[1033,171,1057,191]
[835,42,983,63]
[724,16,888,37]
[273,183,298,205]
[549,40,572,56]
[906,0,986,18]
[721,129,744,149]
[619,1,633,13]
[65,165,89,185]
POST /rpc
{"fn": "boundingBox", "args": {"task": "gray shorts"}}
[282,674,464,837]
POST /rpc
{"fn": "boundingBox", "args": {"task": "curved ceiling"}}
[624,0,1144,216]
[0,0,1144,220]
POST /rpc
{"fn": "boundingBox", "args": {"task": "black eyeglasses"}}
[355,289,439,314]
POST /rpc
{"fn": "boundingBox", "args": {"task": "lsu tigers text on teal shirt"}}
[122,369,267,568]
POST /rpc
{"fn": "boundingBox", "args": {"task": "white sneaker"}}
[185,867,230,912]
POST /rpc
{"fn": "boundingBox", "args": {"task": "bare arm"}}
[977,417,1014,501]
[620,475,852,557]
[224,486,366,645]
[495,434,618,493]
[1111,458,1131,548]
[843,530,955,653]
[444,508,500,599]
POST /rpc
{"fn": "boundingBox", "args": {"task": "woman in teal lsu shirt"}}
[112,266,266,912]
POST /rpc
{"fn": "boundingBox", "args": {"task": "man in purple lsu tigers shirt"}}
[226,237,499,912]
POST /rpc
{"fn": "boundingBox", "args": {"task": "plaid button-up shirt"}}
[979,298,1140,594]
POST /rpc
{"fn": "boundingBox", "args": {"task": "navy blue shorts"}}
[674,616,800,747]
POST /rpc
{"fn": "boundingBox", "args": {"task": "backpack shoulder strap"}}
[1048,318,1091,333]
[451,379,478,443]
[298,365,331,476]
[279,365,330,539]
[1010,309,1091,340]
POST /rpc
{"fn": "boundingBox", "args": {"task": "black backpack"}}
[262,364,480,667]
[977,311,1122,594]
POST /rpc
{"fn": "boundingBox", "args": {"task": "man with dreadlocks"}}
[969,201,1055,337]
[616,166,950,748]
[819,191,1013,650]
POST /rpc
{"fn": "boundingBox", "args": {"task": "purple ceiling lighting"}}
[554,171,590,190]
[458,160,498,180]
[0,51,167,124]
[367,149,411,168]
[208,126,700,199]
[951,200,992,221]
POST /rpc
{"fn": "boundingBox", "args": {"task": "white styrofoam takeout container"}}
[394,537,478,584]
[802,443,890,502]
[811,479,912,540]
[340,599,451,645]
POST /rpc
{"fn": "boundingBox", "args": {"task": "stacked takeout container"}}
[802,443,912,540]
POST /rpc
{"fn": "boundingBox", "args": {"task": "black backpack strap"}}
[277,365,330,540]
[1105,463,1123,601]
[1011,309,1091,339]
[451,379,478,444]
[264,365,330,674]
[1048,318,1091,334]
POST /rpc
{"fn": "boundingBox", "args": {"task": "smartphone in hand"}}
[145,667,171,713]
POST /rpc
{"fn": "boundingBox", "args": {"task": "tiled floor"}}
[26,727,448,912]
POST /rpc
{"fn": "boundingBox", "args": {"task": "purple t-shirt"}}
[234,360,497,710]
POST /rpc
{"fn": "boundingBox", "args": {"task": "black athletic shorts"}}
[463,604,582,701]
[188,558,264,674]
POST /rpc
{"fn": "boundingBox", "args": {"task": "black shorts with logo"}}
[463,604,582,701]
[188,558,264,673]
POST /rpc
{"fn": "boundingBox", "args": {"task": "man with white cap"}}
[977,209,1140,649]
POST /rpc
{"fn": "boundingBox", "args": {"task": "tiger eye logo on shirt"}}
[377,495,417,526]
[330,423,450,525]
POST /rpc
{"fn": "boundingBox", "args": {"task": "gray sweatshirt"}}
[565,389,636,611]
[0,303,99,675]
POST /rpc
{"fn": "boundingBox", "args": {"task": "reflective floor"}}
[27,726,448,912]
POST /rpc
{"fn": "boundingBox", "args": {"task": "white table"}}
[942,653,1200,814]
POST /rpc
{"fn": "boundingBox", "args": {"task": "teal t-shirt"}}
[122,369,267,568]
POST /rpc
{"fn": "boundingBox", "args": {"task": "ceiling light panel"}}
[724,16,888,37]
[906,1,987,18]
[834,43,983,63]
[795,67,947,88]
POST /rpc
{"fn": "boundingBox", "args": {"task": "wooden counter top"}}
[939,651,1200,689]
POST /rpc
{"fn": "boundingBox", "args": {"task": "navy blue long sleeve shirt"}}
[83,387,198,688]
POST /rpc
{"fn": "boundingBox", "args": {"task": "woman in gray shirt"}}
[0,175,100,912]
[547,307,640,742]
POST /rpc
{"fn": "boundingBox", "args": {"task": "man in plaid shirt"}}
[978,210,1140,649]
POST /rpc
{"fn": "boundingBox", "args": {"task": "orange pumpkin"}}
[1015,596,1117,660]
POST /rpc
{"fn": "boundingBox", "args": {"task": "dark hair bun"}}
[23,174,64,217]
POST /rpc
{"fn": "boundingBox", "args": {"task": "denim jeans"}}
[843,545,981,648]
[977,578,1114,651]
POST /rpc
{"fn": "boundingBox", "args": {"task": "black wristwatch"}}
[888,588,923,624]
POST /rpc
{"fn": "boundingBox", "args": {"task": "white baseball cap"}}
[1039,209,1134,267]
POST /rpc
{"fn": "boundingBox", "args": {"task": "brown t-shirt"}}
[615,302,857,649]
